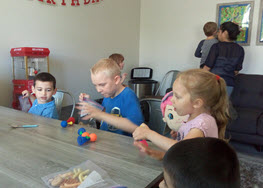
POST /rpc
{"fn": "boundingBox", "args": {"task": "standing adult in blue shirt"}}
[203,21,245,96]
[22,72,58,119]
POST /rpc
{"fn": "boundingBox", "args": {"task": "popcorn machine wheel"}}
[10,47,50,110]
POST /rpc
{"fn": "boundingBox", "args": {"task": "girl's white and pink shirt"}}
[176,113,218,141]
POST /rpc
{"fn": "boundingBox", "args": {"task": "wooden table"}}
[0,106,162,188]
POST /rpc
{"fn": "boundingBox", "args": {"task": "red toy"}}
[61,117,76,128]
[140,139,149,147]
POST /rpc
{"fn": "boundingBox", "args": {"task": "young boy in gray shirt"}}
[195,22,218,68]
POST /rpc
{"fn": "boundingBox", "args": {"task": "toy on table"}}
[161,91,189,132]
[77,128,97,146]
[61,117,76,128]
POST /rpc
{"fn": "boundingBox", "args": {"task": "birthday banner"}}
[38,0,103,6]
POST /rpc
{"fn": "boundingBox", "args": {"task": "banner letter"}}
[61,0,66,5]
[71,0,80,6]
[47,0,56,4]
[84,0,90,5]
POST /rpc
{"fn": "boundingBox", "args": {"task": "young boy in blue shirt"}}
[77,58,144,136]
[22,72,58,119]
[159,137,240,188]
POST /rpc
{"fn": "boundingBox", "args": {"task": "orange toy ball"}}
[89,133,97,142]
[82,132,90,137]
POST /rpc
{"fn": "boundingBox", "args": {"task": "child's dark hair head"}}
[220,21,240,41]
[163,137,240,188]
[203,22,218,37]
[34,72,56,89]
[109,53,124,66]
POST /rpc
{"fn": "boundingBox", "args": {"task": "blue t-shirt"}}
[28,97,58,119]
[100,87,144,136]
[204,42,244,86]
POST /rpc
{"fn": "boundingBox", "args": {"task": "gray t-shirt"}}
[195,38,218,67]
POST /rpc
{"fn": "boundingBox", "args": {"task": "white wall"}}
[0,0,141,106]
[2,0,263,107]
[139,0,263,86]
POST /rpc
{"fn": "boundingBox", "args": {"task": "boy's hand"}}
[76,102,101,120]
[133,123,151,140]
[22,90,30,98]
[170,130,178,139]
[133,141,165,160]
[79,93,90,102]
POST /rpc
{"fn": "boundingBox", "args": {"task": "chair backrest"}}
[155,70,180,96]
[140,97,169,136]
[53,89,76,119]
[231,74,263,110]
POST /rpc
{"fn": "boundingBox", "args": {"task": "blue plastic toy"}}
[61,121,68,128]
[77,128,90,146]
[77,128,97,146]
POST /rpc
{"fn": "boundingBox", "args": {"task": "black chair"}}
[154,70,179,96]
[140,97,170,136]
[226,74,263,151]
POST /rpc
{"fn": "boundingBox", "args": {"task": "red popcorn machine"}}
[10,47,50,110]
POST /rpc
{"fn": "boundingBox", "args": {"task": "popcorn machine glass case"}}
[10,47,50,110]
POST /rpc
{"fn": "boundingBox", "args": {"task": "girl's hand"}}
[132,123,151,140]
[79,93,90,102]
[170,130,178,139]
[133,141,165,160]
[76,102,101,120]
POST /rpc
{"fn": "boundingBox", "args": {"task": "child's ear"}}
[223,30,229,40]
[114,75,121,84]
[52,88,57,95]
[31,85,35,93]
[193,98,204,109]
